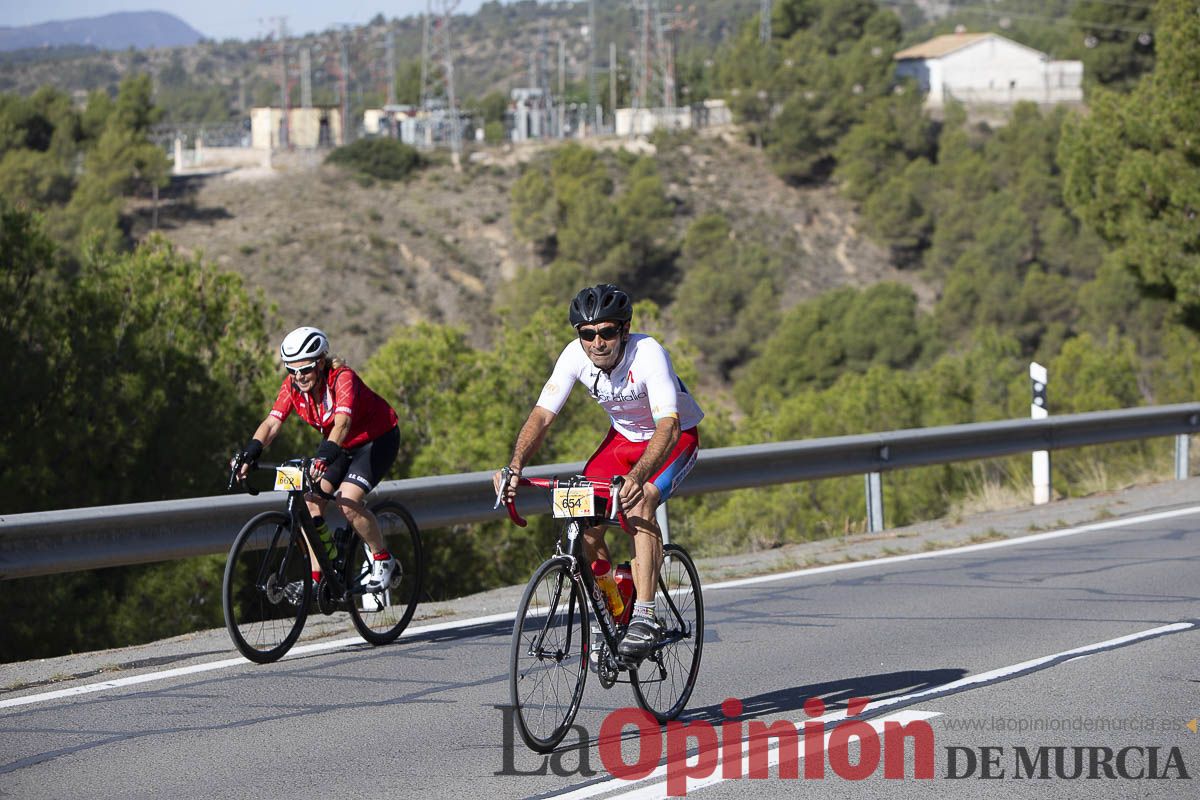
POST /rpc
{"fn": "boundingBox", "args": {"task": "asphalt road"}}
[1,480,1198,799]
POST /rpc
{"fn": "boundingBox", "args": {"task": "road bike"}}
[223,455,423,663]
[496,468,704,753]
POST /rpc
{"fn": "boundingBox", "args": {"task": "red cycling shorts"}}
[583,426,699,502]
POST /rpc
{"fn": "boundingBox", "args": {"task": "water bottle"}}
[614,562,634,625]
[592,559,625,619]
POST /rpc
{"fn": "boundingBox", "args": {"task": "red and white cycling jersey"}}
[269,365,398,449]
[536,333,704,441]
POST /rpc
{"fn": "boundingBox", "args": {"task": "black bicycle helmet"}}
[568,284,633,327]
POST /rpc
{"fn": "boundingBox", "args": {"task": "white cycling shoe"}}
[361,555,399,592]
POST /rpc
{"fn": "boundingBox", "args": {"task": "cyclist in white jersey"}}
[494,284,703,659]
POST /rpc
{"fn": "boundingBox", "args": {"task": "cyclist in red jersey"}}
[235,326,401,591]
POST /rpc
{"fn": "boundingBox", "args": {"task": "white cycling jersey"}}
[536,333,704,441]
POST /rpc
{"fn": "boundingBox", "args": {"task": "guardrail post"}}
[865,472,884,533]
[1176,434,1190,480]
[656,502,671,546]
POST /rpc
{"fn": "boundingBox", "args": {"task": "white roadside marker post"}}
[1031,361,1050,505]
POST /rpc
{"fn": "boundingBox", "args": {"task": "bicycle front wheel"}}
[222,511,311,664]
[347,500,423,645]
[630,543,704,722]
[509,557,589,753]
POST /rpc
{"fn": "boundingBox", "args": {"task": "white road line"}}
[2,505,1198,711]
[553,621,1196,799]
[0,612,516,710]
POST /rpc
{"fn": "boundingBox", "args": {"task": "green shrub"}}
[325,137,423,181]
[484,120,506,143]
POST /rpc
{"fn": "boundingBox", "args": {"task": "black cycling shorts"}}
[323,426,400,494]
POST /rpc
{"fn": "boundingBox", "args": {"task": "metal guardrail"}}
[2,403,1198,580]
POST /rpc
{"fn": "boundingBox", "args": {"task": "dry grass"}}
[1068,459,1172,498]
[948,471,1031,517]
[948,447,1178,519]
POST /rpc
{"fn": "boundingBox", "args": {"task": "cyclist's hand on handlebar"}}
[229,453,252,481]
[309,458,328,481]
[493,467,520,504]
[310,439,341,482]
[233,438,264,480]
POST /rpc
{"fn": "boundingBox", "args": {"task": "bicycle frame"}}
[503,468,705,747]
[231,457,364,602]
[498,471,643,667]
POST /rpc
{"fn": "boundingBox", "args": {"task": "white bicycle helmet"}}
[279,326,330,363]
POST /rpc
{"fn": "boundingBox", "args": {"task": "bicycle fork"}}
[528,568,578,663]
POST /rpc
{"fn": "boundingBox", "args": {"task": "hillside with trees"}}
[0,0,1197,661]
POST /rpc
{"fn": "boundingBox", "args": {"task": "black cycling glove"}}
[240,438,264,467]
[311,439,343,479]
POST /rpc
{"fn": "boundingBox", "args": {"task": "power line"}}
[419,0,463,159]
[588,0,597,115]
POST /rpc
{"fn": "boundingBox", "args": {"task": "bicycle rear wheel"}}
[630,543,704,722]
[347,500,423,645]
[223,511,310,664]
[510,556,589,753]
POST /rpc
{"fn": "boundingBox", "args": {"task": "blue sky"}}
[0,1,510,43]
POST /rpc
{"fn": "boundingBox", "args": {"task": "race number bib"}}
[552,485,595,518]
[274,466,303,491]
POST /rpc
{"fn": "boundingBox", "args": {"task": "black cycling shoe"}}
[618,616,662,660]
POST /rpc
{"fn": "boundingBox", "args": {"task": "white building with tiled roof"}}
[894,31,1083,109]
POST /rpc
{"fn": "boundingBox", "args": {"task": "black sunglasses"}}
[286,362,319,377]
[578,325,623,342]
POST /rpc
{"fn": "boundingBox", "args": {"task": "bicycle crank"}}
[316,577,339,615]
[597,653,619,688]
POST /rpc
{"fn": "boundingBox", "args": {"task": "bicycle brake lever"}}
[227,454,260,495]
[609,475,624,514]
[298,458,318,502]
[608,476,634,534]
[226,453,244,492]
[497,467,528,527]
[493,466,511,510]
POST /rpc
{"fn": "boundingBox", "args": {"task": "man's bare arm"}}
[620,415,681,508]
[494,406,557,498]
